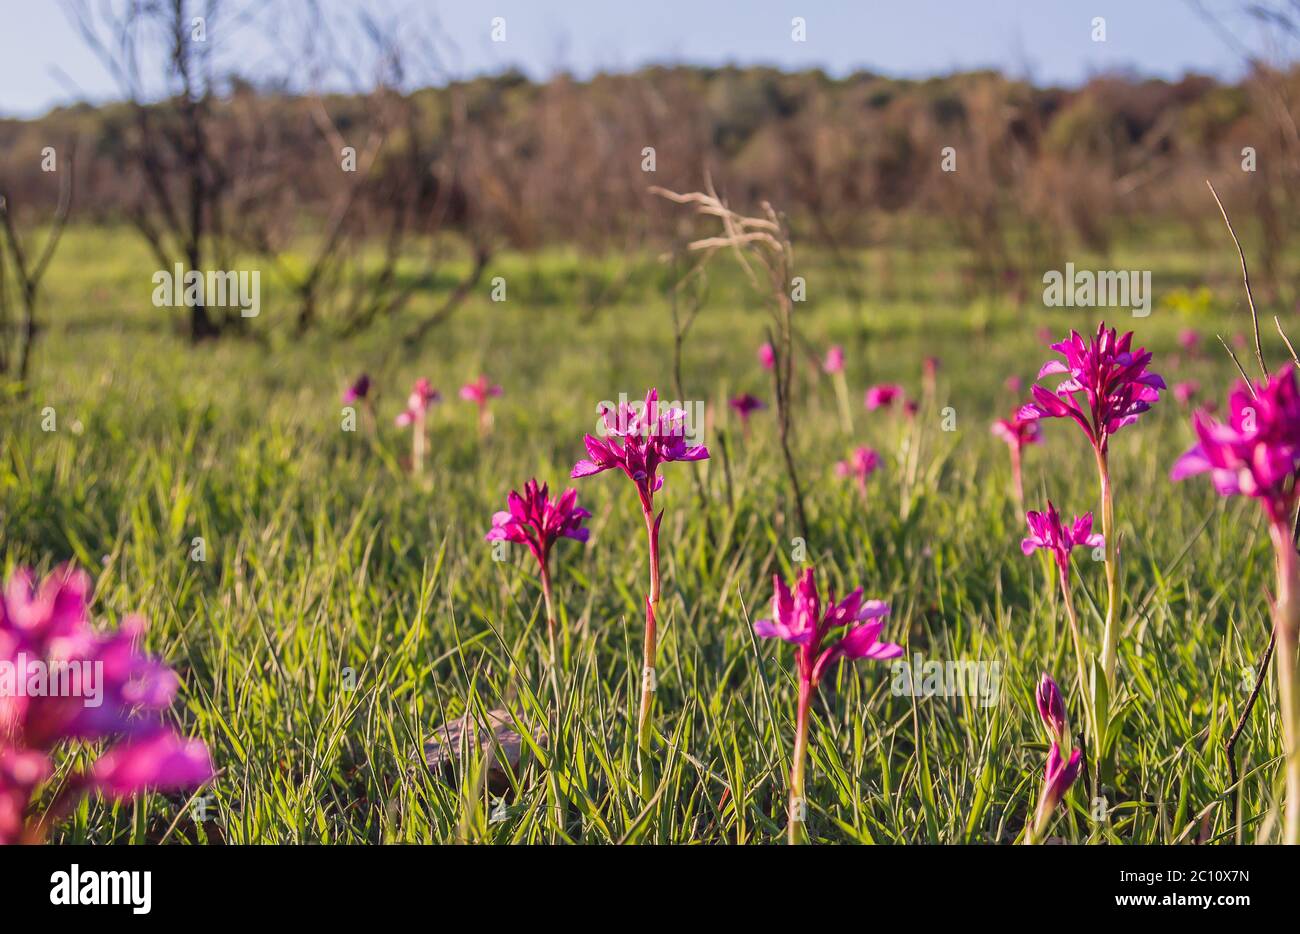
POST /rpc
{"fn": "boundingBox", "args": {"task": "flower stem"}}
[1010,444,1024,508]
[1058,567,1095,746]
[636,501,661,800]
[1093,445,1121,789]
[540,561,561,706]
[1095,446,1120,687]
[788,676,812,844]
[1270,520,1300,844]
[412,411,425,475]
[833,372,853,434]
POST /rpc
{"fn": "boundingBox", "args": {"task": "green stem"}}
[833,372,853,434]
[1095,446,1120,686]
[636,500,660,801]
[1059,567,1095,747]
[1270,520,1300,844]
[541,562,561,707]
[788,677,811,844]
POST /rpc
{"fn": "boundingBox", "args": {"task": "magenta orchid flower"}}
[864,383,906,412]
[991,413,1042,504]
[486,479,590,571]
[1019,324,1163,767]
[1172,365,1300,841]
[835,445,881,499]
[758,343,775,371]
[1023,503,1102,736]
[486,480,589,686]
[823,346,844,374]
[728,393,766,436]
[572,388,709,505]
[460,375,503,436]
[1171,365,1300,524]
[1026,742,1082,844]
[1035,672,1068,749]
[342,373,371,405]
[755,568,901,843]
[572,388,709,794]
[395,378,439,473]
[1025,674,1080,844]
[1017,323,1164,454]
[1,565,213,844]
[1021,501,1103,580]
[1178,329,1202,354]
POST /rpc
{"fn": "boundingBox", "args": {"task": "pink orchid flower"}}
[1018,323,1164,455]
[460,375,503,435]
[1,565,213,844]
[571,388,709,792]
[1019,324,1163,746]
[1021,501,1103,580]
[728,393,766,436]
[823,345,844,374]
[1172,365,1300,840]
[758,343,776,370]
[835,445,881,499]
[1035,672,1068,749]
[1178,329,1202,354]
[395,379,439,473]
[991,413,1042,504]
[342,373,371,405]
[1171,365,1300,524]
[1027,742,1082,844]
[1173,380,1199,407]
[486,479,589,677]
[755,568,901,843]
[864,383,906,412]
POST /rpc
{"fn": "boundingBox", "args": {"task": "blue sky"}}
[0,0,1281,118]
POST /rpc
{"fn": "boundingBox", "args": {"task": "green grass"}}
[1,225,1295,843]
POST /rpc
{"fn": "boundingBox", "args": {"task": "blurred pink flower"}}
[1171,365,1300,524]
[0,565,213,843]
[461,375,503,435]
[1173,380,1199,406]
[728,393,766,430]
[864,383,905,411]
[758,343,775,370]
[992,413,1042,503]
[1005,375,1024,393]
[991,414,1043,451]
[395,378,439,428]
[459,375,502,408]
[823,345,844,374]
[1178,329,1202,354]
[342,373,371,405]
[836,445,880,497]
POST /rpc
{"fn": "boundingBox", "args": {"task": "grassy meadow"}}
[0,224,1292,843]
